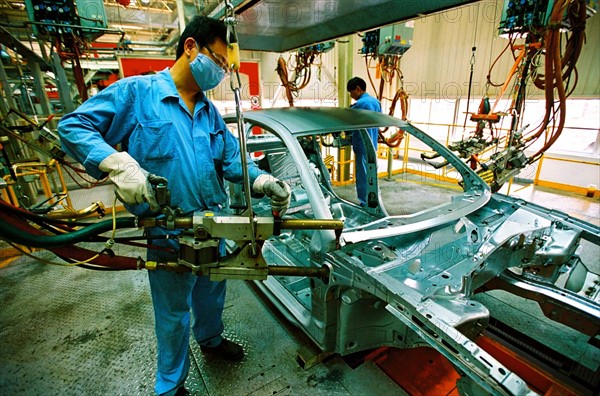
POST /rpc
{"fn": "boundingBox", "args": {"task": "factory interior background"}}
[0,0,599,395]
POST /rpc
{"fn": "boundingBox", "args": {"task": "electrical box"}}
[25,0,107,40]
[76,0,108,36]
[361,30,380,55]
[498,0,554,34]
[378,21,414,56]
[298,41,335,55]
[499,0,597,35]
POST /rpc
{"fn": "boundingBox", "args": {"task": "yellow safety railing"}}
[376,121,599,197]
[2,159,72,208]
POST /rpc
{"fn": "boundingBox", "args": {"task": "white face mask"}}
[189,44,225,92]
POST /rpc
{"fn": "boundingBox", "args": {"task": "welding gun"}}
[142,180,343,281]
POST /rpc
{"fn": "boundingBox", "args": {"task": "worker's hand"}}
[99,151,162,212]
[253,174,291,216]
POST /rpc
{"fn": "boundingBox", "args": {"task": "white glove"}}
[99,151,161,212]
[253,174,291,216]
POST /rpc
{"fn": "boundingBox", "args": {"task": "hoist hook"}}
[224,2,240,72]
[223,1,258,257]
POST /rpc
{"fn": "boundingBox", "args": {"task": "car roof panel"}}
[225,107,406,135]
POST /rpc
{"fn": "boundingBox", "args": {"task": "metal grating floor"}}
[0,244,402,395]
[2,174,597,395]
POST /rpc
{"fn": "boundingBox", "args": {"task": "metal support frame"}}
[336,35,353,109]
[28,57,52,116]
[176,0,186,33]
[0,60,18,111]
[50,52,75,114]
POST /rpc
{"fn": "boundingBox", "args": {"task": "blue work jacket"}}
[350,92,382,153]
[58,69,263,260]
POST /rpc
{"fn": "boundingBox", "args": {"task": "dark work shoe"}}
[200,338,244,361]
[174,387,190,396]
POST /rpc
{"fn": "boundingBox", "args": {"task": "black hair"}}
[175,16,227,59]
[347,77,367,92]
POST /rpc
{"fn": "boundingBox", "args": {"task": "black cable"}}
[31,219,70,235]
[463,46,477,130]
[0,213,136,248]
[0,205,75,235]
[86,235,170,251]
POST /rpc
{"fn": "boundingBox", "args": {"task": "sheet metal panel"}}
[214,0,479,52]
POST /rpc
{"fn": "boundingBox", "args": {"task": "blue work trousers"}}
[148,270,226,395]
[354,150,368,206]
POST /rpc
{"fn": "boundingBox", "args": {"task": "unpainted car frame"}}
[224,107,600,396]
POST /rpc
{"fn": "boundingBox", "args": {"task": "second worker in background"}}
[347,77,382,207]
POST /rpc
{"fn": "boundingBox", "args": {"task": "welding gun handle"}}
[147,174,170,208]
[272,211,282,236]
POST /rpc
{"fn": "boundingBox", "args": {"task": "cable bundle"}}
[526,0,588,163]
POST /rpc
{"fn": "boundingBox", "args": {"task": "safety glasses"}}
[204,45,229,72]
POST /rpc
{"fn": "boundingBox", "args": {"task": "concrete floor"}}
[0,241,401,395]
[1,174,598,395]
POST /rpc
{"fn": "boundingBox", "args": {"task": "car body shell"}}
[223,107,599,395]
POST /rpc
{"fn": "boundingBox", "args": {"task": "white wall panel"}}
[393,0,599,99]
[245,0,598,102]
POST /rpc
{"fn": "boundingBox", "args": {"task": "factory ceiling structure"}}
[0,0,478,52]
[209,0,479,52]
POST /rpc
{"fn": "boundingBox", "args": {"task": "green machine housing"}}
[499,0,598,35]
[25,0,107,41]
[378,22,414,56]
[498,0,554,35]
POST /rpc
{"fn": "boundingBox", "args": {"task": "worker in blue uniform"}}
[347,77,382,206]
[58,16,290,396]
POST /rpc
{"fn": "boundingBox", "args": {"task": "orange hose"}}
[526,0,585,163]
[276,57,294,107]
